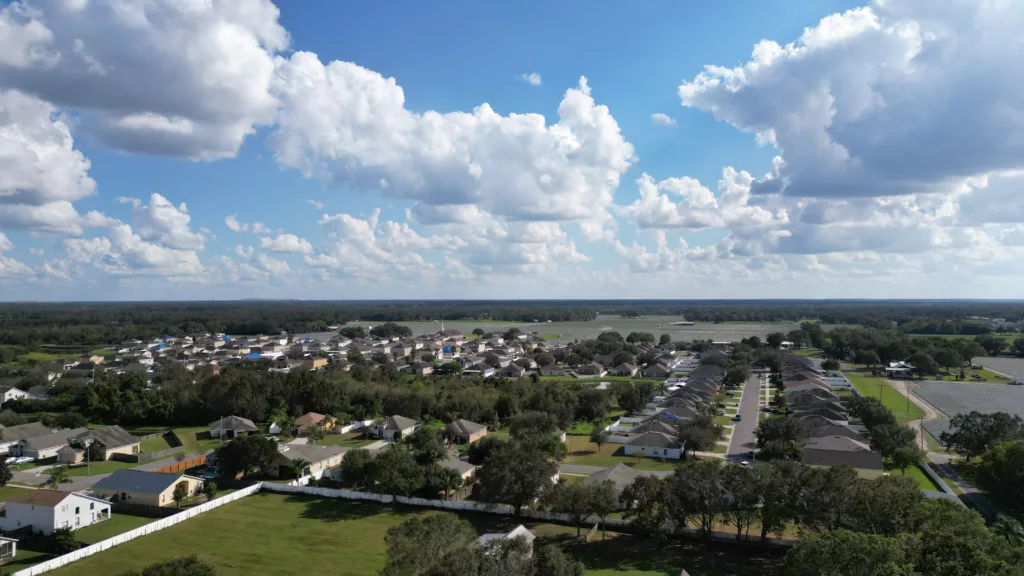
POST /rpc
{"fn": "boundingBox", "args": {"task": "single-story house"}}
[295,412,333,435]
[806,425,867,441]
[276,444,347,478]
[0,490,110,535]
[627,420,679,437]
[0,386,28,404]
[409,362,434,375]
[462,363,496,377]
[209,415,258,439]
[885,362,915,379]
[624,432,683,460]
[23,427,88,461]
[498,364,526,378]
[801,436,884,478]
[446,419,488,444]
[576,363,606,377]
[609,363,638,377]
[441,454,476,480]
[642,364,672,378]
[0,422,52,456]
[479,525,535,554]
[582,463,641,498]
[371,415,419,440]
[0,536,15,562]
[538,366,566,377]
[71,426,141,461]
[92,470,204,507]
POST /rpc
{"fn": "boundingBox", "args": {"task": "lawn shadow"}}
[289,494,392,523]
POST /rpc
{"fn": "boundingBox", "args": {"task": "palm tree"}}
[44,465,71,489]
[994,515,1024,547]
[291,459,311,479]
[438,468,463,501]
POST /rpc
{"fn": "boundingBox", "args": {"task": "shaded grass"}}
[0,485,32,501]
[320,431,375,448]
[843,369,925,423]
[171,426,222,453]
[140,433,175,453]
[2,513,154,572]
[884,463,941,491]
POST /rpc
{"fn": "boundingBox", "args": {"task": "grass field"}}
[792,349,824,358]
[320,431,375,448]
[171,426,223,453]
[884,464,941,491]
[0,485,32,501]
[46,493,784,576]
[140,433,176,453]
[3,513,155,572]
[843,369,925,423]
[566,441,677,471]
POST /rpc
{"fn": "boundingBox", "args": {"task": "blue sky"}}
[1,0,1022,300]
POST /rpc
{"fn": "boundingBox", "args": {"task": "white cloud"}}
[269,54,635,224]
[678,0,1024,201]
[651,113,677,127]
[64,223,204,277]
[225,214,271,234]
[28,247,43,256]
[122,193,206,250]
[519,72,542,86]
[0,0,289,159]
[259,234,313,254]
[306,199,325,210]
[234,245,254,259]
[254,253,290,277]
[0,233,12,252]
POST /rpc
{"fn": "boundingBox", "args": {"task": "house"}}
[371,415,419,440]
[24,427,88,461]
[409,362,434,375]
[806,425,866,441]
[462,363,496,377]
[582,463,642,498]
[446,419,488,444]
[0,422,51,455]
[479,525,536,554]
[801,436,884,478]
[92,470,205,507]
[886,362,915,379]
[538,366,566,377]
[440,454,476,481]
[623,432,683,460]
[0,536,15,562]
[642,364,672,378]
[498,364,526,378]
[209,415,259,439]
[576,363,605,377]
[0,386,28,404]
[627,420,679,437]
[295,412,332,435]
[0,490,110,535]
[276,444,347,478]
[609,363,638,377]
[71,426,141,461]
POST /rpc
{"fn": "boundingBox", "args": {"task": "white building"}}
[0,490,111,535]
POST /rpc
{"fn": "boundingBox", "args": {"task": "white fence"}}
[11,483,262,576]
[335,419,375,434]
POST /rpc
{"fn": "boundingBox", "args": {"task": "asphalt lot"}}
[726,373,762,462]
[915,380,1024,419]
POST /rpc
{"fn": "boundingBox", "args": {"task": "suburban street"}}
[726,373,763,462]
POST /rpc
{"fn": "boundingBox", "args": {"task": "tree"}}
[676,417,723,456]
[533,545,585,576]
[172,483,188,508]
[916,499,1019,576]
[846,475,924,537]
[669,459,729,542]
[977,334,1008,356]
[977,440,1024,511]
[116,555,217,576]
[472,327,485,336]
[619,476,669,538]
[940,411,1024,460]
[785,530,919,576]
[993,514,1024,548]
[480,535,533,576]
[589,479,618,541]
[934,348,963,374]
[575,389,610,422]
[755,417,808,451]
[891,444,925,474]
[433,467,463,501]
[721,463,760,540]
[795,465,859,532]
[957,340,987,366]
[44,465,71,489]
[477,440,557,516]
[307,423,327,444]
[55,411,88,429]
[50,527,82,554]
[854,349,882,370]
[407,427,446,470]
[467,435,506,466]
[754,460,801,544]
[205,481,219,500]
[589,426,608,452]
[340,448,374,488]
[907,352,938,379]
[821,359,840,371]
[369,446,424,496]
[766,332,785,348]
[547,482,596,536]
[88,440,106,462]
[609,381,654,416]
[380,514,480,576]
[850,397,897,430]
[217,435,279,478]
[0,458,11,488]
[508,411,558,440]
[868,423,918,459]
[659,334,672,345]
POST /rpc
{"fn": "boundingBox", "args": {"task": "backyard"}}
[171,426,223,453]
[565,440,678,471]
[45,493,784,576]
[320,431,376,448]
[4,513,154,572]
[64,459,141,477]
[139,433,176,453]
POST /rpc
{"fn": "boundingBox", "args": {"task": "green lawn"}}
[712,416,736,426]
[17,351,62,364]
[885,464,941,491]
[792,348,824,358]
[964,367,1011,383]
[171,426,222,453]
[566,421,595,436]
[320,431,375,448]
[2,513,154,572]
[90,348,119,356]
[0,485,32,501]
[140,433,176,453]
[64,460,141,477]
[843,370,925,423]
[566,441,677,471]
[46,493,782,576]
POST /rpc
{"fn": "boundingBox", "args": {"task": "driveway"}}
[726,373,762,461]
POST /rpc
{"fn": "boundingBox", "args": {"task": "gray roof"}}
[209,415,258,433]
[385,415,418,430]
[278,444,347,464]
[583,463,641,495]
[807,425,865,441]
[626,432,682,450]
[447,419,486,437]
[23,428,88,451]
[441,454,476,475]
[0,422,51,442]
[629,420,679,436]
[92,469,188,495]
[804,435,871,453]
[75,425,139,449]
[802,448,883,471]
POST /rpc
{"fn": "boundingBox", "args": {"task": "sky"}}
[1,0,1023,301]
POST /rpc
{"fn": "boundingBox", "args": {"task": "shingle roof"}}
[296,412,325,426]
[441,454,476,475]
[583,463,641,495]
[626,432,682,449]
[385,415,418,430]
[24,427,88,451]
[6,489,74,507]
[209,415,257,433]
[75,425,138,449]
[92,469,187,495]
[629,420,679,436]
[804,436,871,452]
[0,422,51,442]
[277,444,346,464]
[807,425,865,441]
[802,449,883,471]
[447,419,486,437]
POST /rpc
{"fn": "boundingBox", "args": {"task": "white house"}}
[479,525,536,554]
[0,490,111,535]
[370,415,419,440]
[0,386,28,404]
[885,361,914,379]
[623,432,683,460]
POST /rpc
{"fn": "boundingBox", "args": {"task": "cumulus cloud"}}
[651,113,676,127]
[0,0,288,159]
[225,214,271,234]
[306,199,325,210]
[269,54,635,224]
[519,72,542,86]
[28,247,43,256]
[678,0,1024,200]
[120,193,206,250]
[64,223,204,277]
[259,233,313,254]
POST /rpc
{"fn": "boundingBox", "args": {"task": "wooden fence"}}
[152,455,206,474]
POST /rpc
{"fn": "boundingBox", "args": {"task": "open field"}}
[843,369,925,423]
[566,441,677,471]
[915,381,1024,420]
[47,493,784,576]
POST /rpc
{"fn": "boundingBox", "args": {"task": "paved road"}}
[11,467,110,492]
[726,373,762,461]
[931,459,997,519]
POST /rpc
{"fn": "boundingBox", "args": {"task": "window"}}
[121,492,127,501]
[90,503,94,510]
[161,495,165,503]
[75,507,80,514]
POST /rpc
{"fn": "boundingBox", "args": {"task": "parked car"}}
[718,410,725,416]
[733,414,742,421]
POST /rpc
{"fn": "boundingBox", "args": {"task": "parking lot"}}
[915,380,1024,419]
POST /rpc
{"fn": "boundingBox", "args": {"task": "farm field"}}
[46,492,784,576]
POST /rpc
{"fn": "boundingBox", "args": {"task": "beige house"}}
[275,444,346,479]
[446,419,487,444]
[70,426,140,461]
[295,412,333,435]
[91,470,205,507]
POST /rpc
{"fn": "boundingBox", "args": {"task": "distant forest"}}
[0,300,1022,347]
